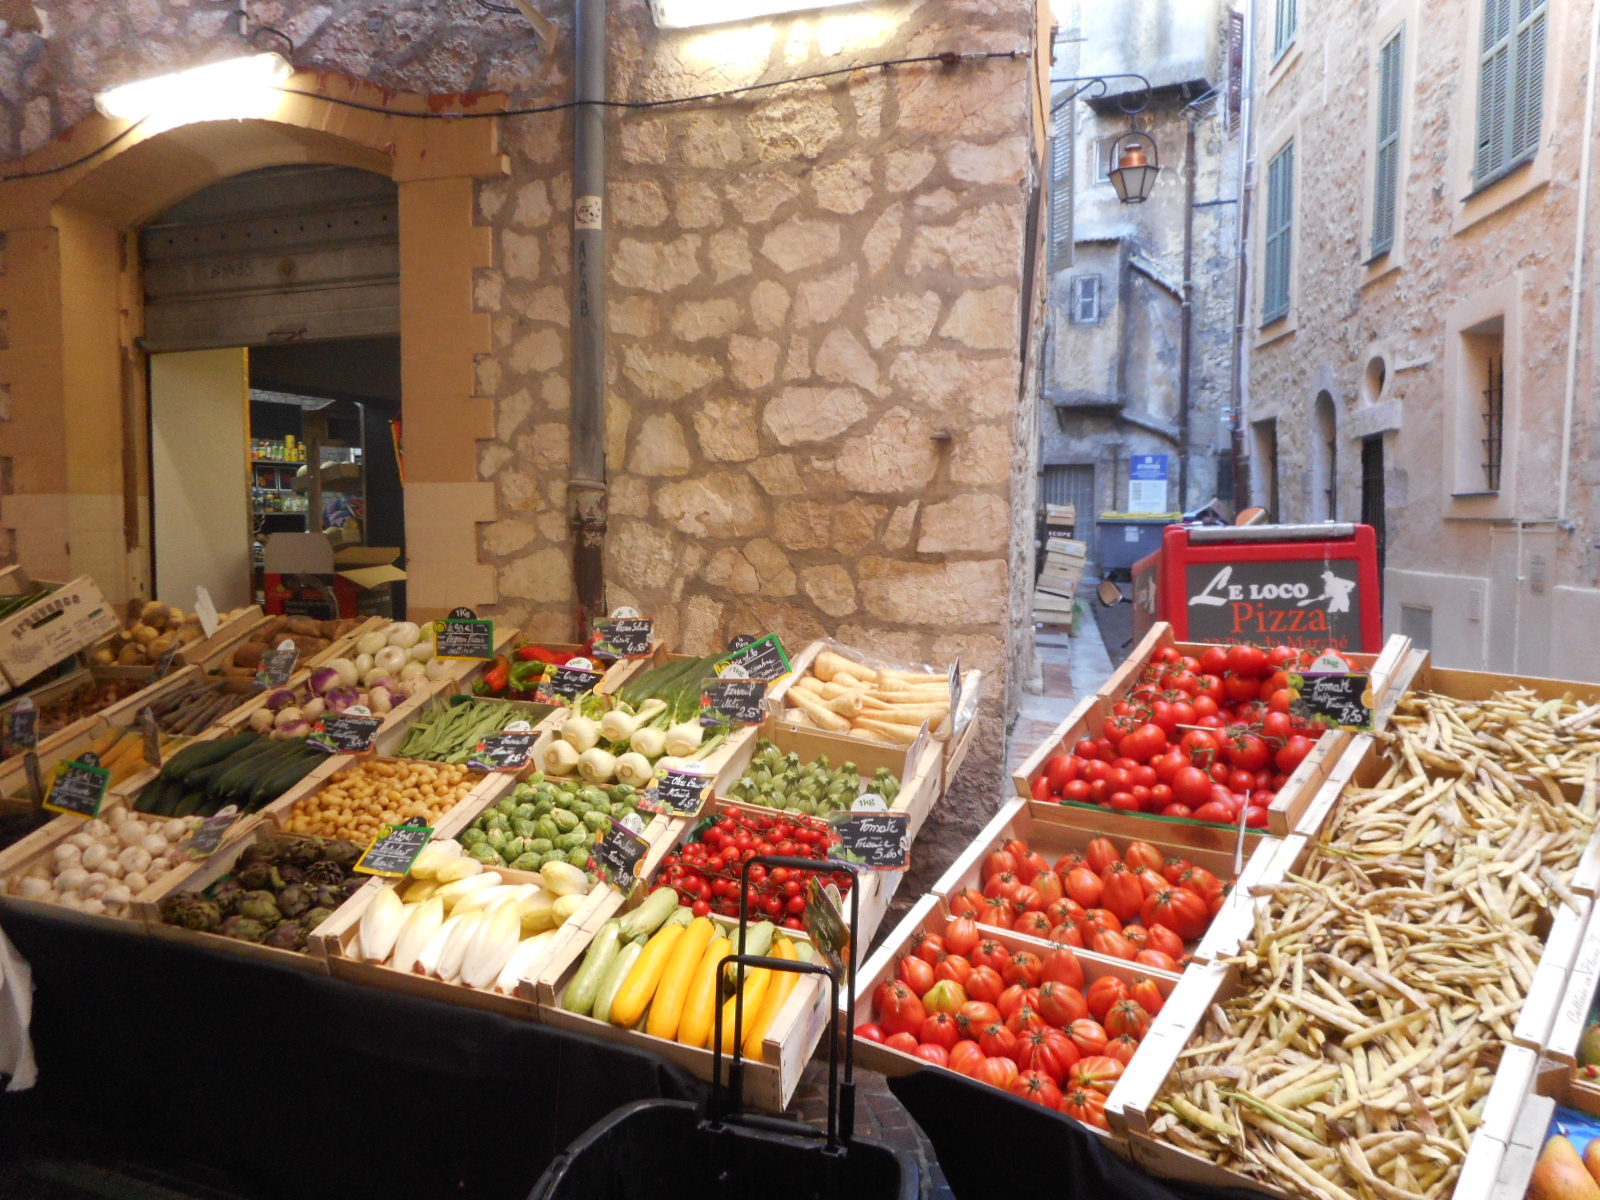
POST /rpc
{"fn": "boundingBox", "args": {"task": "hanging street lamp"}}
[1108,130,1161,203]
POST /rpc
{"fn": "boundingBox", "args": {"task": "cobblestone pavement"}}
[790,621,1117,1198]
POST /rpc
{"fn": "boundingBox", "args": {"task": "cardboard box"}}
[0,575,123,691]
[262,533,406,619]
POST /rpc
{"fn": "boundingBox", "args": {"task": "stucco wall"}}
[1244,0,1600,677]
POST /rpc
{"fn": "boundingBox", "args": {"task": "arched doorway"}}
[0,83,503,618]
[1311,391,1338,521]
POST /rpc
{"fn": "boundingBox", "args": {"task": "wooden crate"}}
[930,796,1282,965]
[368,690,564,764]
[448,637,657,699]
[134,823,354,971]
[535,902,828,1113]
[1011,625,1412,838]
[0,575,123,690]
[711,718,944,843]
[1542,901,1600,1068]
[180,605,268,665]
[852,892,1186,1155]
[1511,894,1596,1058]
[260,756,518,843]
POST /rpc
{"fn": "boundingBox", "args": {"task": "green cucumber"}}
[591,938,646,1024]
[564,923,622,1015]
[616,886,681,940]
[162,732,260,782]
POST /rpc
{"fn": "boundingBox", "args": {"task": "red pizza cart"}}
[1131,523,1383,653]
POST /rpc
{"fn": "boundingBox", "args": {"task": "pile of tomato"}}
[652,808,852,930]
[1029,643,1330,828]
[948,833,1226,968]
[856,911,1167,1123]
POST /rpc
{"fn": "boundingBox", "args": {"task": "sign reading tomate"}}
[1185,560,1363,650]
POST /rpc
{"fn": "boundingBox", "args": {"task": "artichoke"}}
[208,877,245,915]
[264,922,307,951]
[299,906,334,931]
[219,915,269,943]
[237,839,282,867]
[160,893,223,932]
[237,890,282,925]
[236,862,282,892]
[277,883,311,919]
[277,864,308,887]
[326,839,363,869]
[309,883,343,910]
[281,837,325,869]
[337,877,365,902]
[304,860,345,887]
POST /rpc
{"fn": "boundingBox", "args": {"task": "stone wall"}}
[1245,0,1600,677]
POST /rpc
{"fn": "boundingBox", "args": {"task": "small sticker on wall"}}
[575,195,603,230]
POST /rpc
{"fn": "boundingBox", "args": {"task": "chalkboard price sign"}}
[593,618,653,660]
[355,821,435,878]
[6,699,37,754]
[434,608,495,661]
[639,766,713,817]
[727,634,757,652]
[588,821,650,893]
[140,706,163,767]
[468,730,538,772]
[43,752,111,819]
[182,807,241,861]
[23,752,44,808]
[309,713,383,754]
[825,809,910,871]
[699,678,768,727]
[254,640,299,690]
[535,666,605,703]
[804,877,851,975]
[1289,671,1374,731]
[715,633,790,682]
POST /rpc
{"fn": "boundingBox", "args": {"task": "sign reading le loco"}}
[1186,560,1362,650]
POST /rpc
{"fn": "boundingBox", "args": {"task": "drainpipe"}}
[569,0,608,640]
[1228,0,1258,506]
[1556,0,1600,526]
[1178,113,1197,511]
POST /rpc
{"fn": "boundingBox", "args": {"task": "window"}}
[1049,101,1073,271]
[1481,351,1504,490]
[1273,0,1297,61]
[1372,27,1404,257]
[1070,275,1101,324]
[1312,392,1337,521]
[1474,0,1547,187]
[1361,436,1387,574]
[1262,143,1295,324]
[1253,419,1281,519]
[1457,318,1505,493]
[1092,136,1117,184]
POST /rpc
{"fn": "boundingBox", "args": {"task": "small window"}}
[1474,0,1547,187]
[1274,0,1298,61]
[1092,136,1118,185]
[1481,351,1504,491]
[1070,275,1101,325]
[1456,318,1505,494]
[1263,142,1295,324]
[1372,27,1405,257]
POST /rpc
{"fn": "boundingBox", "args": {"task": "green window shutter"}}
[1475,0,1546,186]
[1511,0,1547,161]
[1263,143,1294,323]
[1274,0,1298,60]
[1049,101,1073,272]
[1372,28,1404,257]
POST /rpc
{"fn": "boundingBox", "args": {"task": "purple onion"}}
[308,666,341,695]
[265,688,298,712]
[324,687,361,713]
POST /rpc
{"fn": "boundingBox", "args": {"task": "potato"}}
[89,647,117,666]
[132,625,160,646]
[116,645,143,666]
[139,600,167,626]
[231,642,267,669]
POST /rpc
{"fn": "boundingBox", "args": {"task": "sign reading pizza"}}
[1185,560,1363,650]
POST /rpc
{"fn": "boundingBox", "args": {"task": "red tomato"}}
[996,983,1030,1019]
[1243,805,1270,828]
[1161,855,1193,885]
[1098,869,1145,924]
[920,1012,961,1050]
[1047,898,1087,927]
[885,1031,920,1055]
[1120,923,1150,950]
[934,954,973,988]
[1135,948,1182,972]
[1224,729,1271,772]
[1072,1053,1126,1093]
[1040,945,1086,989]
[1067,1018,1108,1057]
[1145,923,1185,960]
[947,887,985,918]
[898,955,935,995]
[914,1043,950,1068]
[1119,722,1168,762]
[949,1040,986,1076]
[1086,976,1128,1021]
[974,1055,1019,1090]
[1010,1069,1065,1109]
[1084,836,1120,875]
[1081,907,1123,937]
[1105,999,1152,1040]
[1276,734,1314,774]
[978,895,1014,929]
[1091,929,1136,960]
[1030,870,1064,910]
[1179,865,1223,902]
[981,850,1017,880]
[943,915,980,958]
[1225,644,1269,677]
[1006,1003,1047,1038]
[971,939,1010,975]
[1044,754,1079,791]
[954,1001,1002,1040]
[1199,646,1230,675]
[1224,674,1261,704]
[911,932,945,965]
[983,870,1023,902]
[1153,646,1181,664]
[1130,975,1166,1017]
[1142,887,1211,939]
[964,966,1005,1005]
[1010,885,1042,915]
[1104,1033,1141,1065]
[1061,779,1093,805]
[1172,765,1215,808]
[854,1022,887,1043]
[1107,791,1141,813]
[1002,951,1044,988]
[978,1021,1019,1061]
[1133,867,1168,898]
[875,979,926,1037]
[1037,979,1088,1026]
[1065,867,1104,908]
[1153,747,1189,783]
[1047,922,1085,948]
[1030,774,1055,801]
[1190,800,1234,825]
[1017,850,1051,884]
[1073,738,1101,761]
[1012,911,1054,939]
[1016,1026,1080,1083]
[922,979,967,1016]
[1122,841,1162,874]
[1060,1086,1110,1129]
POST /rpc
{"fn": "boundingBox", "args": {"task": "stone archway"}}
[0,77,506,618]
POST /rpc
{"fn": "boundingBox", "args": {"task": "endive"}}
[357,886,406,964]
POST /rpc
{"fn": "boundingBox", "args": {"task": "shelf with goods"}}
[1012,622,1412,838]
[1096,659,1600,1200]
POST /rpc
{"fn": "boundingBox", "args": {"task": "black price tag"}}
[714,632,791,682]
[1289,671,1374,732]
[588,821,650,893]
[43,752,111,819]
[23,751,44,808]
[140,706,163,767]
[639,766,713,817]
[7,699,37,754]
[254,639,299,690]
[535,665,604,703]
[309,713,383,754]
[727,634,757,652]
[182,807,241,861]
[594,618,653,660]
[825,809,910,871]
[467,730,538,771]
[434,607,495,661]
[804,877,851,976]
[699,677,768,727]
[354,821,435,878]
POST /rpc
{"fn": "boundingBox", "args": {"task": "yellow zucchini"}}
[609,920,684,1028]
[677,934,732,1048]
[742,937,799,1059]
[645,916,714,1041]
[718,960,771,1054]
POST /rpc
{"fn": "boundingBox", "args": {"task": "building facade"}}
[1043,0,1242,567]
[1242,0,1600,678]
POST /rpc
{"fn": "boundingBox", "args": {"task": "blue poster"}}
[1131,455,1169,481]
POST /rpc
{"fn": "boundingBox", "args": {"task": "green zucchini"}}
[563,923,622,1015]
[617,886,680,940]
[591,937,646,1024]
[162,732,259,782]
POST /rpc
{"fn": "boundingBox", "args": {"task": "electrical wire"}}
[0,48,1022,183]
[472,0,523,13]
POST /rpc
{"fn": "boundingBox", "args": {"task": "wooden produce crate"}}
[0,575,123,691]
[449,637,656,699]
[1541,901,1600,1069]
[712,718,945,843]
[931,796,1282,964]
[259,756,518,844]
[134,822,349,971]
[1488,1060,1584,1200]
[1011,624,1412,837]
[536,902,827,1112]
[851,892,1188,1157]
[370,690,563,765]
[1510,892,1596,1058]
[180,605,267,665]
[311,875,543,1019]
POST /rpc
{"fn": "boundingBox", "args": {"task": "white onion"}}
[386,621,422,649]
[410,640,435,663]
[398,661,427,681]
[249,708,275,733]
[356,632,388,657]
[424,658,450,681]
[374,646,410,676]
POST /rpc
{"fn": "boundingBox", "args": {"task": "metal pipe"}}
[1228,0,1258,507]
[1178,113,1197,510]
[569,0,608,640]
[1556,0,1600,524]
